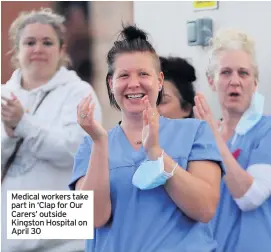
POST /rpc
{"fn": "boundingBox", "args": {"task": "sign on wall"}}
[193,1,218,11]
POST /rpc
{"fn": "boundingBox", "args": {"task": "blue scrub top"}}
[69,117,224,252]
[212,115,271,252]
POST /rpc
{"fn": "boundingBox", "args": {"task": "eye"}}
[140,72,149,76]
[221,70,231,75]
[25,41,35,46]
[43,40,53,46]
[160,95,170,104]
[119,73,128,78]
[239,70,249,76]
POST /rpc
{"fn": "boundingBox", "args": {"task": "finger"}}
[77,96,89,114]
[193,106,202,120]
[1,103,13,113]
[1,109,11,117]
[142,96,149,111]
[87,103,96,120]
[141,95,148,103]
[77,98,86,112]
[196,92,204,97]
[1,114,11,122]
[199,96,211,114]
[1,97,15,106]
[194,96,205,117]
[143,109,148,126]
[82,94,92,113]
[145,99,154,119]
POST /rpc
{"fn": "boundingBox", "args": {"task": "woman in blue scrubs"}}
[194,29,271,252]
[69,25,224,252]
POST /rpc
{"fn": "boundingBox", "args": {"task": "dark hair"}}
[159,56,196,118]
[106,25,162,110]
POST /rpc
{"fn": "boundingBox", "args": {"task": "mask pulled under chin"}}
[235,91,265,135]
[132,153,172,190]
[231,91,265,145]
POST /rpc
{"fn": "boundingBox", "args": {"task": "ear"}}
[208,76,216,92]
[253,79,258,92]
[158,71,164,91]
[108,76,114,93]
[60,43,66,56]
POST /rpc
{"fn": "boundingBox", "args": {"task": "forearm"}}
[148,147,219,222]
[164,156,218,222]
[214,131,253,198]
[78,137,111,227]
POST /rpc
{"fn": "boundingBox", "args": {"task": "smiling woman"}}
[1,8,101,252]
[70,25,224,252]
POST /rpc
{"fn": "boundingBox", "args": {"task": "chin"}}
[123,106,144,115]
[225,105,246,115]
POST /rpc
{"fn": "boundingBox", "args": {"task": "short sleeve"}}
[188,121,225,174]
[248,128,271,166]
[69,135,92,190]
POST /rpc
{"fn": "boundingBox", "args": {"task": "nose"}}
[33,42,43,53]
[229,71,241,86]
[127,75,140,89]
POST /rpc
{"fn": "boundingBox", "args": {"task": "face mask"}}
[235,92,264,135]
[231,92,264,145]
[132,153,172,190]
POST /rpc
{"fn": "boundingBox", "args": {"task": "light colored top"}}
[1,67,102,252]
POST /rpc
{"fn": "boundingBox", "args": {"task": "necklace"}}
[135,140,142,145]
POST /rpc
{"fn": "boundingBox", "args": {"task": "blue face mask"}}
[235,92,264,135]
[231,92,265,144]
[132,155,172,190]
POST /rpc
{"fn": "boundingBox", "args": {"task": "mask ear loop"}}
[160,150,178,178]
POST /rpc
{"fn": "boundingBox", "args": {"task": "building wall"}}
[134,1,271,118]
[90,1,133,129]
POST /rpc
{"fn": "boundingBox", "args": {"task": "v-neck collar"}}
[116,116,167,162]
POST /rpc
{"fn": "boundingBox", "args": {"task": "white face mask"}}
[235,91,265,135]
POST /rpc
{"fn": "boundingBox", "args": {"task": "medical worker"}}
[69,25,225,252]
[194,29,271,252]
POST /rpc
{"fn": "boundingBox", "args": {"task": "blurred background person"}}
[158,56,196,119]
[1,8,101,252]
[194,29,271,252]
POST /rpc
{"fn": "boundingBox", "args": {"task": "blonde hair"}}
[206,28,258,81]
[8,8,71,68]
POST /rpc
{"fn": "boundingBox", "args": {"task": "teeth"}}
[127,94,144,99]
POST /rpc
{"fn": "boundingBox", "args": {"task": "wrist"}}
[147,146,163,160]
[93,135,108,144]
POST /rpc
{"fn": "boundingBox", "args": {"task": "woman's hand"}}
[142,96,162,160]
[1,93,24,129]
[193,93,219,133]
[77,94,107,142]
